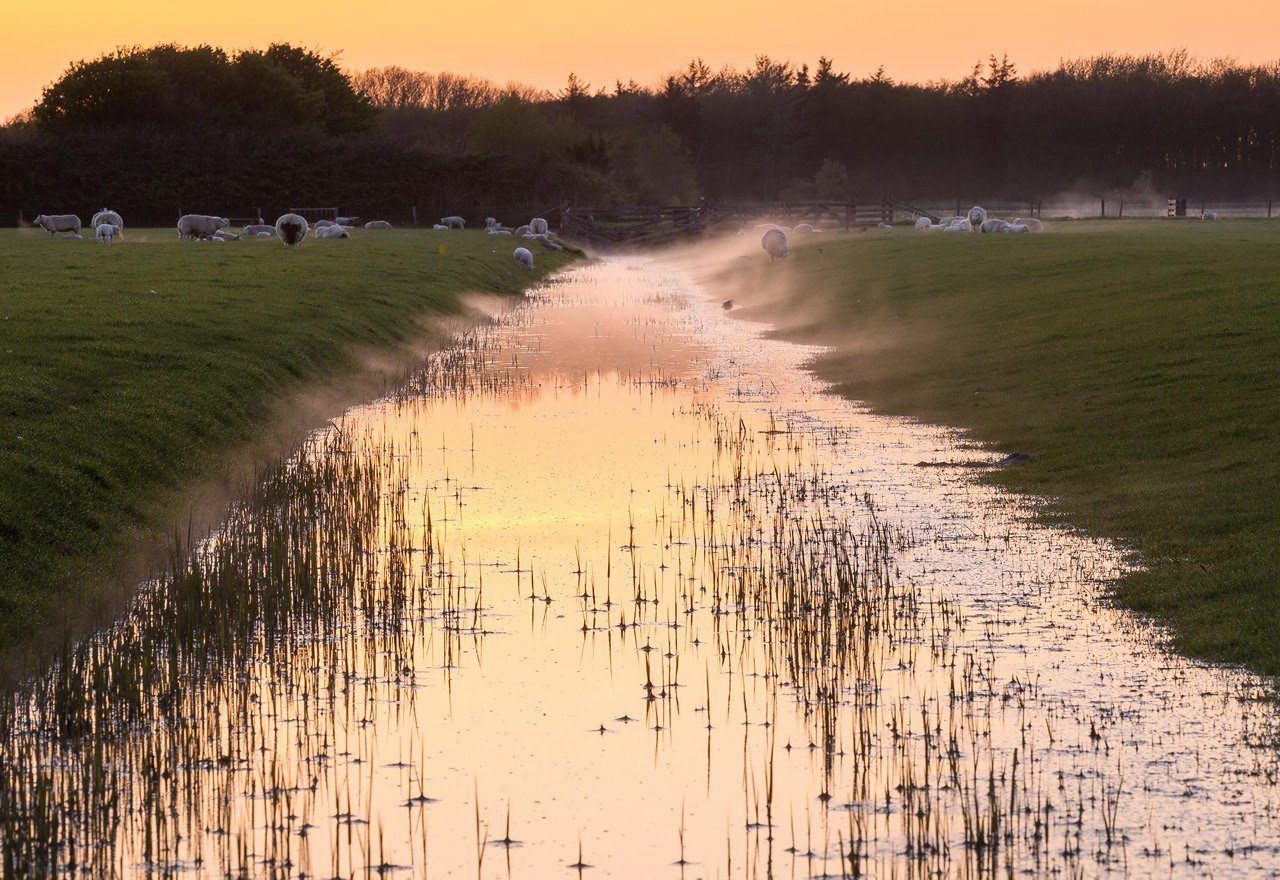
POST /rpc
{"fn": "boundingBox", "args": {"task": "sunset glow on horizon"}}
[3,0,1279,117]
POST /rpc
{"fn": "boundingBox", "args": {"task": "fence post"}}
[17,210,24,226]
[1269,200,1273,219]
[411,206,418,227]
[844,201,852,233]
[1119,199,1124,219]
[1100,198,1106,218]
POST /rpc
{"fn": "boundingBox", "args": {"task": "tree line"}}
[5,45,1280,226]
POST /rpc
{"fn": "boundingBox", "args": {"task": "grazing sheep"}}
[979,218,1013,234]
[441,215,465,229]
[364,220,393,230]
[275,213,309,246]
[514,247,534,269]
[33,214,82,236]
[243,224,276,237]
[95,223,121,244]
[91,209,123,231]
[529,217,549,235]
[315,225,349,239]
[761,228,790,259]
[177,214,230,240]
[967,206,987,228]
[914,217,932,231]
[1010,217,1045,233]
[1202,210,1220,221]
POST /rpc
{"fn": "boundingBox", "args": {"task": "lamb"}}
[243,224,276,237]
[432,224,450,231]
[91,208,123,231]
[943,223,968,233]
[441,216,465,229]
[529,217,549,235]
[485,217,499,230]
[1007,224,1031,234]
[967,206,988,228]
[33,214,82,236]
[914,217,933,231]
[364,220,393,230]
[96,223,121,244]
[1010,217,1045,233]
[177,214,229,240]
[514,247,534,269]
[515,225,532,236]
[275,213,309,246]
[212,230,241,241]
[1202,210,1220,221]
[979,218,1012,234]
[487,228,512,235]
[255,231,274,238]
[315,225,349,239]
[761,228,790,259]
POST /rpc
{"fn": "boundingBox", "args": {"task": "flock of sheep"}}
[914,206,1045,234]
[30,209,563,268]
[757,205,1047,259]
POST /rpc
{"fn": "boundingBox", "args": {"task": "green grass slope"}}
[720,220,1280,675]
[0,228,575,648]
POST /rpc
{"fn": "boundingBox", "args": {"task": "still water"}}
[3,256,1278,878]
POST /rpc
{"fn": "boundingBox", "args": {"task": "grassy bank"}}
[716,219,1280,676]
[0,228,576,650]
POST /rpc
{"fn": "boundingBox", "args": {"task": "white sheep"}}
[275,213,309,246]
[529,217,549,235]
[364,220,393,230]
[336,216,358,225]
[937,216,966,227]
[514,247,534,269]
[943,223,968,233]
[313,219,335,228]
[61,233,84,240]
[95,222,121,244]
[212,230,241,241]
[315,225,349,239]
[515,225,532,236]
[1010,217,1045,233]
[1202,210,1220,221]
[979,218,1012,234]
[177,214,229,240]
[914,217,932,231]
[432,224,450,231]
[255,231,274,238]
[1007,224,1031,234]
[485,217,499,229]
[967,206,987,228]
[91,209,123,231]
[243,224,276,237]
[441,215,465,229]
[33,214,82,236]
[793,223,814,235]
[761,228,790,259]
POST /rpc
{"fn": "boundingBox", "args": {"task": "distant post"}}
[1118,200,1125,219]
[1269,200,1273,219]
[1101,198,1106,218]
[411,206,418,227]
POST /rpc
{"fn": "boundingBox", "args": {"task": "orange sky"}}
[3,0,1278,119]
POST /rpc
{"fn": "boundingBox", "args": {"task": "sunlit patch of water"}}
[2,257,1278,878]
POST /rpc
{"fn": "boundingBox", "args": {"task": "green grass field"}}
[0,228,576,651]
[719,219,1280,676]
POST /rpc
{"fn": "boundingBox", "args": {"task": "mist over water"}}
[2,255,1278,878]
